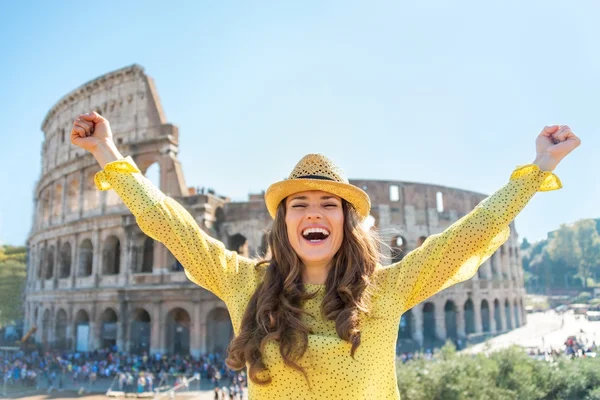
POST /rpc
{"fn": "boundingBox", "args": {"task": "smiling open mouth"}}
[302,227,330,243]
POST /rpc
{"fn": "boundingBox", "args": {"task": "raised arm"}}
[70,112,261,304]
[375,125,581,314]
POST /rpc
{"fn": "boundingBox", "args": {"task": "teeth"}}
[302,228,330,236]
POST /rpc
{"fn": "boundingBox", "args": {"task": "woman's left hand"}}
[534,125,581,171]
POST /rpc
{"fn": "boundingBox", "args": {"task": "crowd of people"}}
[1,347,247,396]
[527,334,598,361]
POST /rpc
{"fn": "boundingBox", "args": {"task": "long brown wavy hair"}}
[226,199,380,385]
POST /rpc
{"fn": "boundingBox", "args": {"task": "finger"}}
[553,126,573,142]
[74,120,91,137]
[80,111,103,124]
[71,126,86,139]
[75,118,93,133]
[539,125,560,137]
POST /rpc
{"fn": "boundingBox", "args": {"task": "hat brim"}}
[265,179,371,220]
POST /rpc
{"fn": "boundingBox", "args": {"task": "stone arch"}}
[78,239,93,277]
[74,309,90,352]
[398,309,412,340]
[66,176,79,214]
[141,236,154,273]
[464,299,475,335]
[45,245,55,280]
[42,309,51,347]
[422,302,436,347]
[444,301,458,341]
[143,162,161,189]
[102,235,121,275]
[100,308,118,349]
[513,299,520,327]
[494,299,502,332]
[130,308,151,354]
[505,299,513,330]
[391,235,407,263]
[166,307,191,355]
[206,308,233,354]
[59,242,72,279]
[55,309,68,350]
[481,300,490,333]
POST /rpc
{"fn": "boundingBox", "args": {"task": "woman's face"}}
[285,190,344,268]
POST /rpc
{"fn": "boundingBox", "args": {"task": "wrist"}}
[91,140,123,169]
[533,154,558,172]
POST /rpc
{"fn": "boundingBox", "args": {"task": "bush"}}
[397,344,600,400]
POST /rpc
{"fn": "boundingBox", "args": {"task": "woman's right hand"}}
[70,112,114,153]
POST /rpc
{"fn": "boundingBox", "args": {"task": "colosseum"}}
[24,64,527,357]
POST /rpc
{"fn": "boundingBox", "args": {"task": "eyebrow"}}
[289,195,340,201]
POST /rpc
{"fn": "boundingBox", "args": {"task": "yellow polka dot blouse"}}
[95,157,561,400]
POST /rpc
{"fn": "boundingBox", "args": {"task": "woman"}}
[71,112,579,399]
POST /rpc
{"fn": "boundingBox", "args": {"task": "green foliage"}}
[397,344,600,400]
[523,219,600,292]
[0,245,27,326]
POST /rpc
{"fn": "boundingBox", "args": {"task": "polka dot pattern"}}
[95,158,560,400]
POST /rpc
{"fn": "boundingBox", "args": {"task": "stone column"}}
[190,300,202,358]
[434,301,446,341]
[499,302,507,332]
[48,184,55,226]
[89,302,99,351]
[456,307,466,338]
[150,300,165,355]
[199,302,210,354]
[72,233,79,286]
[61,175,68,223]
[509,302,517,329]
[92,229,101,286]
[117,299,128,352]
[78,169,85,218]
[66,305,74,351]
[475,299,483,334]
[489,300,497,334]
[411,304,424,346]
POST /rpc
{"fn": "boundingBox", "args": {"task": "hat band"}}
[295,175,336,181]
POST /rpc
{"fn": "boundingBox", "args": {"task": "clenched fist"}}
[534,125,581,171]
[70,112,114,153]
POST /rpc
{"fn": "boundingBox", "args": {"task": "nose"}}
[306,207,323,220]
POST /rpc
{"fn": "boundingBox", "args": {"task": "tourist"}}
[70,113,580,399]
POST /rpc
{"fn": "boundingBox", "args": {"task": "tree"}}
[0,245,27,326]
[573,220,600,288]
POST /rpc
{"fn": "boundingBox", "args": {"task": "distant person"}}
[72,113,580,399]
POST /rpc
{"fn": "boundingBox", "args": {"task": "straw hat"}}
[265,154,371,220]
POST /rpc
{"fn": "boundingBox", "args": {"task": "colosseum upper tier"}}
[24,64,527,357]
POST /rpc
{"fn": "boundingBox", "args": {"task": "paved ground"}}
[465,310,600,354]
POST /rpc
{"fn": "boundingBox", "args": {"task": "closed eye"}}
[323,203,338,208]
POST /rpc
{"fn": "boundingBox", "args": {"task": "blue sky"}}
[0,0,597,246]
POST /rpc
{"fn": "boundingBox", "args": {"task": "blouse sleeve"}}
[94,156,261,305]
[375,164,562,315]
